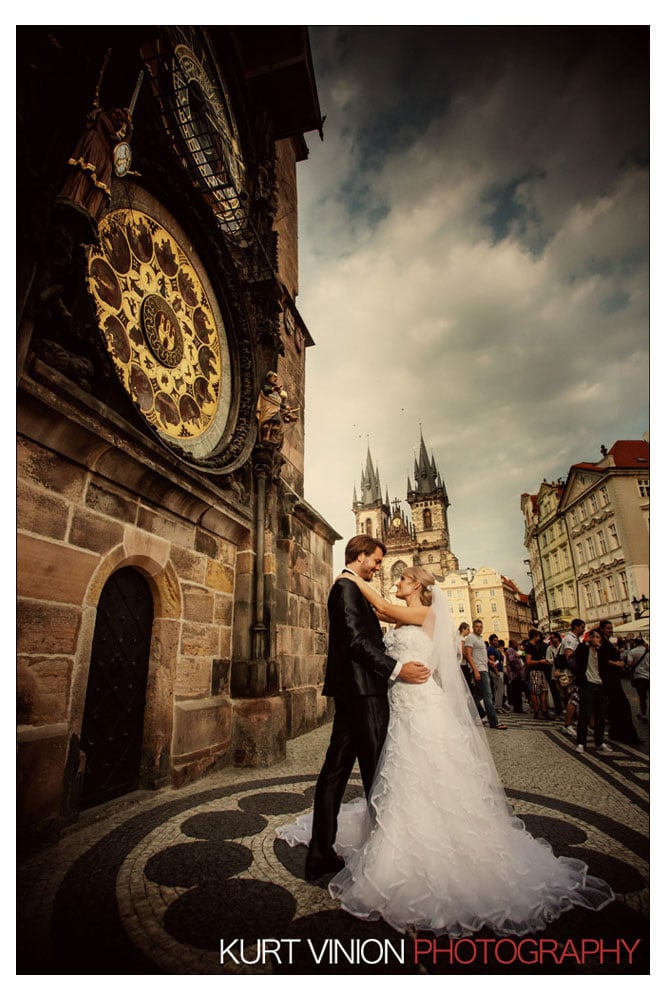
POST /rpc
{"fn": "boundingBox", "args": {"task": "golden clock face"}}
[88,207,232,460]
[173,43,246,234]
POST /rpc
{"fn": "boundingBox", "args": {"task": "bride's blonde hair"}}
[403,566,436,606]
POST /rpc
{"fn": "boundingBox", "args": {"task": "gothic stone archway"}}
[79,567,154,808]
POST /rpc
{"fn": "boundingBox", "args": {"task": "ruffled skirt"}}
[277,678,613,937]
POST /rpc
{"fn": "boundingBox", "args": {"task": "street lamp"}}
[631,594,650,620]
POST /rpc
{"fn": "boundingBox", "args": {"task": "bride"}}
[277,565,613,938]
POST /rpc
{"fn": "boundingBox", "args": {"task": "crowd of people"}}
[457,617,648,751]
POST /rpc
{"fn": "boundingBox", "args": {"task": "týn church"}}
[352,432,460,595]
[352,434,533,642]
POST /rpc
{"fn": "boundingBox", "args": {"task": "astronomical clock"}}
[88,197,233,463]
[170,33,248,235]
[83,27,265,471]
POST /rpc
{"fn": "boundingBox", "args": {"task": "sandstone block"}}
[17,600,82,655]
[69,510,125,554]
[205,560,234,593]
[180,622,220,658]
[18,534,99,604]
[17,481,69,540]
[232,697,286,767]
[172,696,232,756]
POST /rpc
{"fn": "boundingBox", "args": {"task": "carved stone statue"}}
[58,106,133,232]
[256,371,298,447]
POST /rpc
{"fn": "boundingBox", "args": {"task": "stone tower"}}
[352,446,390,541]
[16,26,337,842]
[408,431,459,573]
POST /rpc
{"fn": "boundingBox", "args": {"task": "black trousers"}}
[509,676,525,712]
[605,676,640,744]
[308,694,389,862]
[576,681,606,748]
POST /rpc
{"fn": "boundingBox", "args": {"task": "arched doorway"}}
[80,567,154,808]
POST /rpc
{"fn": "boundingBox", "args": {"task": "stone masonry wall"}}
[275,501,335,741]
[17,421,250,837]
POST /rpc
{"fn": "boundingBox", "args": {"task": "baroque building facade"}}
[442,567,531,646]
[559,440,649,627]
[521,439,649,631]
[521,482,578,633]
[17,26,339,842]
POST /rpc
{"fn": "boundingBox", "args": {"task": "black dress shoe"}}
[305,853,345,882]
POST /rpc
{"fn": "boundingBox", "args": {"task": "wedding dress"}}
[277,588,613,937]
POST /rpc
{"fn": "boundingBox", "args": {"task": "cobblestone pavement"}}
[17,699,649,977]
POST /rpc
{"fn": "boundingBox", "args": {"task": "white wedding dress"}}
[277,590,613,937]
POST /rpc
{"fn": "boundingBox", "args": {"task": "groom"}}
[305,534,430,881]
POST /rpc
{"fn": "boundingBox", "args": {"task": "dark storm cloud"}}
[298,25,649,585]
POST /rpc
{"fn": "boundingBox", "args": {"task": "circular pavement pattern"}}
[41,773,648,976]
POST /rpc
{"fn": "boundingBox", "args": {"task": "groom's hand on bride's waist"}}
[398,661,430,684]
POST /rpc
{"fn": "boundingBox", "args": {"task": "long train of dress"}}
[277,623,613,938]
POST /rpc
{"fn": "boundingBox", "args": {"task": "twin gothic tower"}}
[352,433,459,595]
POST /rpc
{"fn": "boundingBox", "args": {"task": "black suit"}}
[599,638,641,745]
[308,574,397,867]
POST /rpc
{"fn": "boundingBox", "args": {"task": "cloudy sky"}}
[295,25,649,589]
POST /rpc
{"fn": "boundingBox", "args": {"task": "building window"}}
[365,518,372,535]
[590,493,599,513]
[447,590,452,597]
[597,530,607,554]
[566,584,575,607]
[608,523,619,548]
[476,602,482,614]
[607,576,617,601]
[638,479,650,497]
[489,589,496,597]
[571,508,578,525]
[600,485,610,505]
[596,579,605,604]
[587,537,596,560]
[458,602,465,614]
[584,584,594,608]
[423,508,432,529]
[576,542,584,565]
[457,589,463,597]
[579,503,586,521]
[491,602,497,612]
[619,571,629,599]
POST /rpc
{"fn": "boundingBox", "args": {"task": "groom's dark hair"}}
[345,534,386,563]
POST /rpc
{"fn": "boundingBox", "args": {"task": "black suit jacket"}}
[322,576,397,698]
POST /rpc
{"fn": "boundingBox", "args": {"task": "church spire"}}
[413,429,437,495]
[357,444,384,506]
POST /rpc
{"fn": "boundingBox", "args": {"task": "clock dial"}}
[172,43,246,234]
[88,207,232,460]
